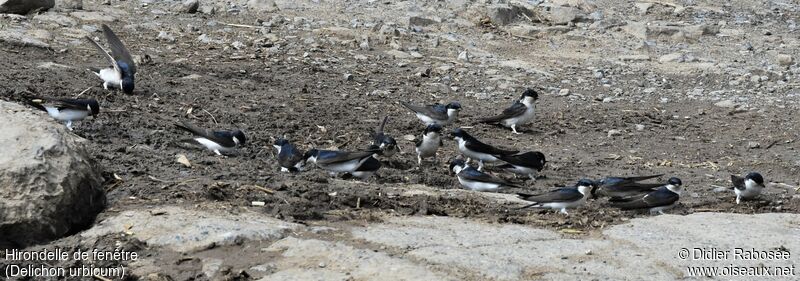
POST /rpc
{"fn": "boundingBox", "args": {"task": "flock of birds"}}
[19,24,770,216]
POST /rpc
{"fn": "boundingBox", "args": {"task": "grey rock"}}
[0,28,50,48]
[544,6,582,25]
[261,237,452,281]
[157,31,175,42]
[248,0,278,12]
[634,2,652,15]
[33,13,77,26]
[386,50,411,59]
[0,0,54,14]
[607,129,622,137]
[487,4,530,26]
[180,0,198,14]
[0,101,105,248]
[776,54,794,66]
[70,11,115,22]
[348,214,800,280]
[199,3,215,14]
[409,16,439,27]
[714,99,737,108]
[55,0,81,10]
[82,206,300,252]
[506,25,573,37]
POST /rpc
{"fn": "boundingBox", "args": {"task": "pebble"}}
[776,54,794,66]
[635,124,645,131]
[714,100,737,108]
[457,50,469,61]
[558,89,570,96]
[607,129,622,138]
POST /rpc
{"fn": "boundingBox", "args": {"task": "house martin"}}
[175,121,246,156]
[610,177,683,215]
[273,138,307,172]
[479,88,539,134]
[594,174,664,198]
[415,124,443,165]
[451,128,518,171]
[401,101,461,126]
[305,148,380,176]
[449,159,521,192]
[26,97,99,130]
[371,116,398,157]
[85,24,136,94]
[517,179,596,215]
[731,172,765,204]
[497,151,546,181]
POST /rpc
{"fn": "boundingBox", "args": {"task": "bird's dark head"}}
[745,172,764,185]
[521,88,539,100]
[424,124,443,135]
[85,99,100,116]
[533,151,546,170]
[122,77,134,94]
[232,130,247,146]
[274,138,289,147]
[446,101,462,110]
[667,177,682,186]
[576,179,598,196]
[450,128,468,139]
[449,158,466,173]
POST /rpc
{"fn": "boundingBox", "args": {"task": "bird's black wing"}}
[460,168,519,187]
[175,121,235,147]
[465,139,518,156]
[611,188,679,210]
[85,34,120,74]
[480,101,526,123]
[518,188,583,203]
[315,150,377,165]
[401,102,448,120]
[102,24,136,74]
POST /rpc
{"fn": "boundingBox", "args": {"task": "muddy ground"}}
[1,0,800,279]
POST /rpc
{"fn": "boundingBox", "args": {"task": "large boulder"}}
[0,0,54,14]
[0,101,106,248]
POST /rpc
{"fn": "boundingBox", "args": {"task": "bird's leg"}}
[560,208,568,215]
[528,174,537,182]
[417,155,422,166]
[658,210,666,215]
[465,158,472,164]
[736,196,741,205]
[103,82,109,90]
[65,121,73,131]
[478,160,484,171]
[511,124,521,135]
[214,150,222,156]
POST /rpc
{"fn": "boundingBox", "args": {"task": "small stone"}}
[457,50,469,61]
[359,37,370,50]
[231,41,245,50]
[714,100,737,108]
[558,89,570,96]
[157,31,175,42]
[634,3,653,15]
[343,73,353,81]
[776,54,794,66]
[607,129,622,138]
[181,0,199,13]
[635,124,645,131]
[747,142,760,149]
[409,16,439,27]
